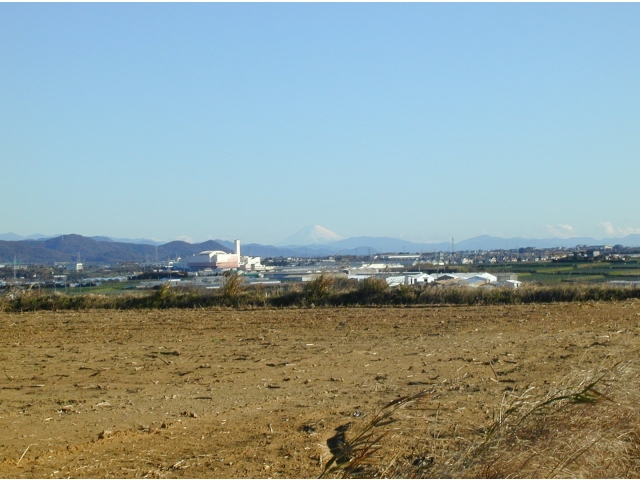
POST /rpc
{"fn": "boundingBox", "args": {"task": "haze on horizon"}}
[2,3,639,245]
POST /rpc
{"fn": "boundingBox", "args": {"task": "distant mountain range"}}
[0,232,164,246]
[255,234,640,258]
[2,229,640,264]
[0,234,230,264]
[273,225,640,255]
[0,232,51,241]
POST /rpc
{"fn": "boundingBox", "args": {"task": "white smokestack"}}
[234,239,240,257]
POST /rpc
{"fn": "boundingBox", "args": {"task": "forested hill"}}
[0,234,230,264]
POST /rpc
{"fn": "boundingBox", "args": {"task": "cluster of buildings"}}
[53,261,84,271]
[426,244,635,266]
[345,266,521,288]
[167,241,528,289]
[173,244,522,289]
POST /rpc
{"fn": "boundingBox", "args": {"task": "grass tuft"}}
[320,391,429,478]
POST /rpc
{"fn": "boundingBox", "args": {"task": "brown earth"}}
[1,301,640,478]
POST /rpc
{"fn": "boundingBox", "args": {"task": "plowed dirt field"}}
[2,302,640,478]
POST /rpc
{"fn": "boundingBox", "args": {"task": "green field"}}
[479,260,640,284]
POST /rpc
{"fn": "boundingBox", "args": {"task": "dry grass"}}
[320,352,640,478]
[3,282,640,312]
[303,274,336,306]
[220,271,245,305]
[382,354,640,478]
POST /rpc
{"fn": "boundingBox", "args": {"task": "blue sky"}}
[2,3,639,245]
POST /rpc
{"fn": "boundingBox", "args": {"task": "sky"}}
[1,3,639,245]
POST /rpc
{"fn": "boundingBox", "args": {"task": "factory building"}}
[187,240,241,270]
[240,256,265,271]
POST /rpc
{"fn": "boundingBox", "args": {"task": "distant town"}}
[2,234,640,293]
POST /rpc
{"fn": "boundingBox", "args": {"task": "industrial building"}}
[240,255,265,271]
[385,273,434,287]
[183,240,266,272]
[187,240,241,270]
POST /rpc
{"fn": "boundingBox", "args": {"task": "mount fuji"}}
[276,225,344,246]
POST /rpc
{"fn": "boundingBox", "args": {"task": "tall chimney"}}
[234,239,241,257]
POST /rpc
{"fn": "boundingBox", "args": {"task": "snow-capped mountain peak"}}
[276,225,343,246]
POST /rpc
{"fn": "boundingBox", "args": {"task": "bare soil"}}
[2,302,640,478]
